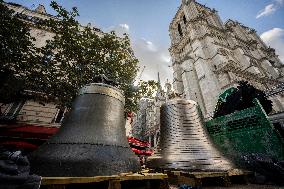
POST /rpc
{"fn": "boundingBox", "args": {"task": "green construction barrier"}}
[205,99,284,162]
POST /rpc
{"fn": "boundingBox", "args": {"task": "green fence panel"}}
[205,99,284,162]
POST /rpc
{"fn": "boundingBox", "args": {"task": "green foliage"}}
[0,1,37,104]
[0,70,25,103]
[126,80,159,113]
[137,80,159,98]
[35,1,140,110]
[0,1,156,113]
[213,81,272,118]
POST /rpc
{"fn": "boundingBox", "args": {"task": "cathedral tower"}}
[169,0,284,118]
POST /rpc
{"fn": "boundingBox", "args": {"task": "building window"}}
[208,16,215,26]
[8,101,25,116]
[54,109,65,123]
[151,135,155,147]
[178,23,183,36]
[42,51,53,65]
[1,101,25,120]
[183,15,187,24]
[269,60,275,66]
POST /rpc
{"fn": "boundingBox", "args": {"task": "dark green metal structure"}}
[206,99,284,162]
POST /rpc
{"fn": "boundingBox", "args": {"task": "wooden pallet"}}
[40,171,169,189]
[150,169,252,187]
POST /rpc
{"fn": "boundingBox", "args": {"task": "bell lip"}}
[78,83,125,104]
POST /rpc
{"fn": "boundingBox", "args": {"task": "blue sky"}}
[6,0,284,84]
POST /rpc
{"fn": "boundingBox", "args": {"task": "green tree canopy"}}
[0,1,158,114]
[35,1,141,112]
[0,0,37,103]
[128,80,159,112]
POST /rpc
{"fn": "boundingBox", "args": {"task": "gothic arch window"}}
[207,16,215,26]
[269,60,275,66]
[183,15,187,24]
[178,23,183,36]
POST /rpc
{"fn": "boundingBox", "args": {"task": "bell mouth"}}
[29,143,141,176]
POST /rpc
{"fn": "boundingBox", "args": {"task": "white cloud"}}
[106,24,173,85]
[256,0,283,18]
[107,23,130,37]
[119,24,129,31]
[131,38,173,85]
[141,38,157,52]
[256,4,276,18]
[260,28,284,62]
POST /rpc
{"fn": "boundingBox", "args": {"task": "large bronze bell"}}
[29,83,141,176]
[147,98,234,171]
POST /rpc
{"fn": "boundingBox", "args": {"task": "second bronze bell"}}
[147,98,234,171]
[29,83,141,176]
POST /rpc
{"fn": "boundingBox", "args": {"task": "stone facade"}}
[0,100,65,127]
[144,90,166,148]
[6,3,55,48]
[132,97,162,147]
[131,98,150,140]
[0,3,63,127]
[169,0,284,118]
[131,81,175,148]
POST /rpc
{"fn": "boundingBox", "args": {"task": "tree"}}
[32,1,160,113]
[0,1,158,114]
[33,1,141,112]
[213,81,272,118]
[0,1,35,73]
[0,1,38,109]
[127,80,159,113]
